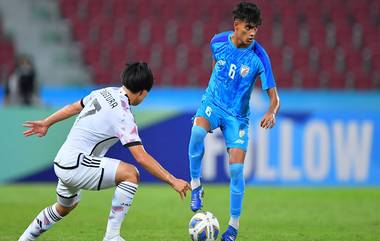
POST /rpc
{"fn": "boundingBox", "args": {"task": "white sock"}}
[191,178,201,190]
[228,216,239,230]
[104,181,138,239]
[18,204,63,241]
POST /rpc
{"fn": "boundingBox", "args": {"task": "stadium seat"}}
[0,39,16,76]
[353,69,372,89]
[57,0,380,89]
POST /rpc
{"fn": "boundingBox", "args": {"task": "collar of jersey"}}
[228,32,255,50]
[124,94,131,105]
[119,87,131,105]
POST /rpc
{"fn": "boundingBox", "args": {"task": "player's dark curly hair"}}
[233,2,262,26]
[121,62,154,93]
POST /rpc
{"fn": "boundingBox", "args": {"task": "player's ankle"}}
[18,233,34,241]
[191,178,201,189]
[104,232,119,240]
[228,217,239,230]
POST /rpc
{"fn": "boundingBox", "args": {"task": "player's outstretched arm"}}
[260,87,280,129]
[128,144,191,199]
[23,100,83,137]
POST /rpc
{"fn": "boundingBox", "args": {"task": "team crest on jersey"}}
[217,60,226,66]
[240,65,250,77]
[239,129,245,138]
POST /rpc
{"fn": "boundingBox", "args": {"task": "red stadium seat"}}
[0,40,15,70]
[57,0,379,89]
[274,69,292,89]
[302,71,320,89]
[328,71,346,89]
[82,42,102,66]
[354,69,372,89]
[59,0,79,19]
[293,49,309,69]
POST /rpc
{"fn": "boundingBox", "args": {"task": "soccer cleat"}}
[102,235,126,241]
[190,185,204,212]
[221,225,238,241]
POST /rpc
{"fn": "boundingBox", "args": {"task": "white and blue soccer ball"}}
[188,211,219,241]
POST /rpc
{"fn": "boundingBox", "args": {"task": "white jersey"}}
[54,87,141,168]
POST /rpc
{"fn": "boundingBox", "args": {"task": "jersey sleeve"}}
[210,35,217,60]
[210,31,232,61]
[116,112,142,147]
[80,90,97,107]
[253,42,276,90]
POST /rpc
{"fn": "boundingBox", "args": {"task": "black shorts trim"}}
[80,98,85,108]
[81,163,101,168]
[97,168,105,190]
[56,192,78,199]
[124,141,142,148]
[54,153,83,169]
[81,156,101,168]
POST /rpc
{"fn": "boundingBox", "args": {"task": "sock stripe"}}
[44,209,56,223]
[117,186,137,195]
[47,206,61,222]
[118,182,138,190]
[45,207,56,222]
[46,207,59,222]
[118,186,137,193]
[50,206,61,221]
[118,183,138,192]
[119,184,137,193]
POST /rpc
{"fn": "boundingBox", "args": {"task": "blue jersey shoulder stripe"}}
[253,41,276,89]
[210,31,231,45]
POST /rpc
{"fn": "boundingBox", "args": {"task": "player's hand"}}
[170,178,191,200]
[23,120,49,137]
[260,112,276,129]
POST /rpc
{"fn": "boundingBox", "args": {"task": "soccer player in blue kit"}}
[188,2,280,241]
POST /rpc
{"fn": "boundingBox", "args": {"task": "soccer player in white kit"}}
[18,62,191,241]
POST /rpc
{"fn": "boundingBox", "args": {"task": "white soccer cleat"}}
[103,235,126,241]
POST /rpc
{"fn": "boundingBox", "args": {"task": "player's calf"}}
[189,125,207,179]
[55,202,78,216]
[18,203,64,241]
[115,162,140,185]
[104,162,139,240]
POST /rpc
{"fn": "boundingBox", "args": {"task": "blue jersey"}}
[203,31,276,118]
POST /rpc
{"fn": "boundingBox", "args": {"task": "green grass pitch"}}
[1,184,379,241]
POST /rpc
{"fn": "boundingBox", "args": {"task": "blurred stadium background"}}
[0,0,379,240]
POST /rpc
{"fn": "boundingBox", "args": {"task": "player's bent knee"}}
[230,165,243,177]
[191,125,207,142]
[55,202,78,217]
[116,162,140,185]
[56,193,81,213]
[189,125,207,155]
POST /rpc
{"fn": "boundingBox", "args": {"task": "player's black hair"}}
[121,62,154,93]
[233,2,262,26]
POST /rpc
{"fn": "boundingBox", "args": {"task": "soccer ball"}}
[188,211,219,241]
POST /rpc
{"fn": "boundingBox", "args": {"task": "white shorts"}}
[54,153,120,207]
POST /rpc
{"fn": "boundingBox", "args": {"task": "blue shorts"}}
[194,99,249,151]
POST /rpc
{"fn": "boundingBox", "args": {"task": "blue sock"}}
[188,125,207,182]
[230,163,245,220]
